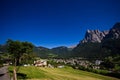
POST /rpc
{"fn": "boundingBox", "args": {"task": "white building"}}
[34,60,47,67]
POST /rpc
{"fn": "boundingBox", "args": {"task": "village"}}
[22,57,103,70]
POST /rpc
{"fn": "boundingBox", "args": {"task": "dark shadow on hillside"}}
[17,73,27,79]
[9,71,27,79]
[0,74,4,77]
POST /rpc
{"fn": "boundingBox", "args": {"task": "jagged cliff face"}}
[104,22,120,40]
[81,30,109,43]
[81,23,120,43]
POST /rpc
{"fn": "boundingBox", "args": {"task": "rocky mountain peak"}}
[81,29,109,43]
[104,22,120,40]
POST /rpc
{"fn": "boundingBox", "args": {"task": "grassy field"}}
[9,66,120,80]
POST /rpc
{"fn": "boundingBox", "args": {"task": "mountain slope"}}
[102,22,120,56]
[72,22,120,59]
[51,46,72,58]
[33,46,57,58]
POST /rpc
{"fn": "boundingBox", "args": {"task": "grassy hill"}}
[9,66,120,80]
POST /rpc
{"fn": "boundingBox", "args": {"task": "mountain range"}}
[0,22,120,59]
[72,22,120,58]
[34,46,72,58]
[33,22,120,59]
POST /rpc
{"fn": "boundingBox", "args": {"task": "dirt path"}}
[0,66,11,80]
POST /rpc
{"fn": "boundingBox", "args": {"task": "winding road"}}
[0,66,11,80]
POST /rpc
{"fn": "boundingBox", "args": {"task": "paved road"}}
[0,66,11,80]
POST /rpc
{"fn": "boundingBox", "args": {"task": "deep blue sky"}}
[0,0,120,48]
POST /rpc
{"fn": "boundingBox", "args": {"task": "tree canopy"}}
[7,39,33,66]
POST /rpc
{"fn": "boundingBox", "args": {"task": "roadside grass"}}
[8,66,120,80]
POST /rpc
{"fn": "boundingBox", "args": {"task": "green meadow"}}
[9,66,120,80]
